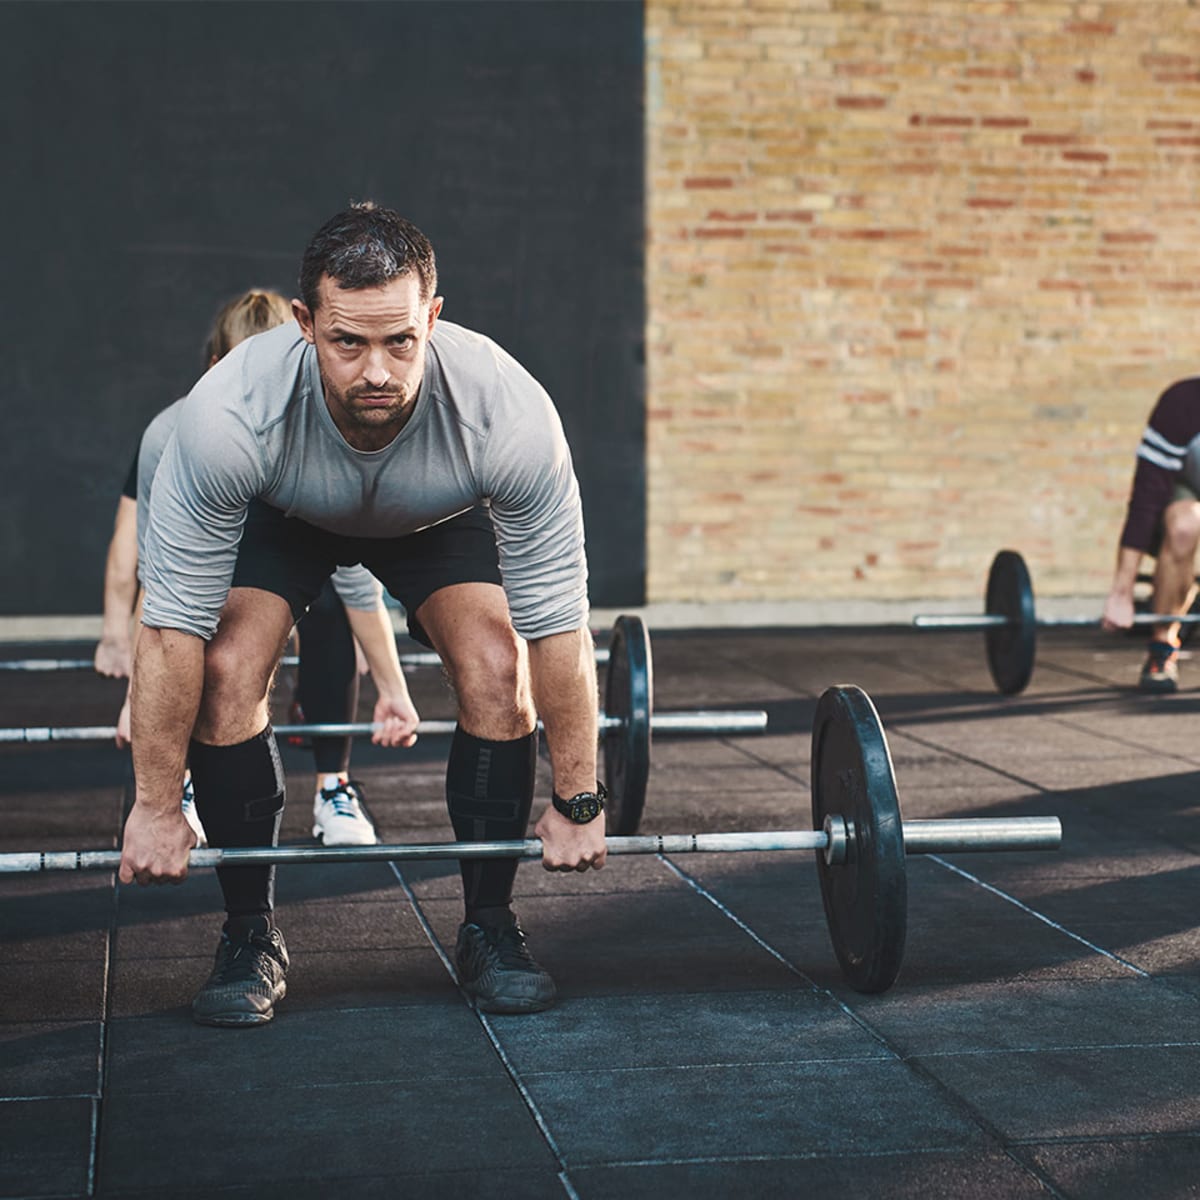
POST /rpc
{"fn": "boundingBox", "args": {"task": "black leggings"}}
[295,579,359,774]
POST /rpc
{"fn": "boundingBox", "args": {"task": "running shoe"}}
[312,777,377,846]
[192,920,288,1028]
[1139,640,1180,694]
[455,913,557,1014]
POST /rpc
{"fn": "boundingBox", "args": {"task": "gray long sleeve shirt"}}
[140,319,589,640]
[136,398,384,612]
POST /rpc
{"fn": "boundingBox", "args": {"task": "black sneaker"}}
[455,915,556,1014]
[192,922,289,1027]
[1139,640,1180,694]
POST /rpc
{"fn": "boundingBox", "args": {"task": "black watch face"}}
[571,794,602,823]
[557,791,603,824]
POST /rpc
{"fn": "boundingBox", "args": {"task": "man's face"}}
[294,273,443,450]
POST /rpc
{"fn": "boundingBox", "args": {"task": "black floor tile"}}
[490,988,886,1074]
[105,1004,504,1094]
[97,1078,556,1191]
[0,1096,93,1197]
[525,1059,984,1165]
[0,959,107,1023]
[0,1021,101,1099]
[570,1151,1049,1199]
[915,1045,1200,1139]
[1018,1136,1200,1200]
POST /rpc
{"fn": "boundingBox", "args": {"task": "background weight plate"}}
[603,615,652,835]
[984,549,1037,695]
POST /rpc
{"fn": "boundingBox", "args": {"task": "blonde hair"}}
[205,289,291,363]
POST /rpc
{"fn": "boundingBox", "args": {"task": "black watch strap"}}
[552,781,608,825]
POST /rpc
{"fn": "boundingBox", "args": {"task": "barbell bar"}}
[0,684,1061,994]
[0,711,767,744]
[0,647,612,672]
[912,549,1200,694]
[0,818,1061,876]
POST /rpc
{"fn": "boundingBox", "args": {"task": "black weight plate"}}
[603,615,652,835]
[984,549,1036,695]
[811,685,907,994]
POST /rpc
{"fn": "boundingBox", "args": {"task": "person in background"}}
[1103,377,1200,693]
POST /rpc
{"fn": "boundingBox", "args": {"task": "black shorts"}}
[231,501,502,647]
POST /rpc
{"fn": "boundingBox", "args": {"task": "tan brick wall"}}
[645,0,1200,603]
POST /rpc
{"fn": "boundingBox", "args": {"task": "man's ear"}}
[293,298,316,344]
[427,295,444,332]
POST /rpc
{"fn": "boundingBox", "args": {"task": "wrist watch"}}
[552,781,608,825]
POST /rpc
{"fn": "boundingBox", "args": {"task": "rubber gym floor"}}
[3,626,1200,1199]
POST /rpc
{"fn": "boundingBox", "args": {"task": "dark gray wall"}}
[0,0,645,615]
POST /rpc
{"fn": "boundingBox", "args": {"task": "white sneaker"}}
[312,776,377,846]
[182,774,207,847]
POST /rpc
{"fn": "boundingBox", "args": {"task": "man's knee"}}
[443,619,532,721]
[1162,502,1200,558]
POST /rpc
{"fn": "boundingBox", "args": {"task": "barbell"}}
[913,549,1200,694]
[0,684,1061,994]
[0,647,612,672]
[1,615,766,839]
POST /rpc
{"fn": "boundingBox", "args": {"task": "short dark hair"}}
[299,202,438,312]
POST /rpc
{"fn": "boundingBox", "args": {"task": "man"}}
[1102,377,1200,691]
[120,203,607,1028]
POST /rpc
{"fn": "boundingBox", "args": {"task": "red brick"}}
[684,177,735,189]
[1021,133,1078,146]
[836,95,888,109]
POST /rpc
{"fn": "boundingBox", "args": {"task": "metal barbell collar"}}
[0,710,769,744]
[0,815,1062,874]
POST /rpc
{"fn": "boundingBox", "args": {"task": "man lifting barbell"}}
[1102,377,1200,693]
[123,203,606,1026]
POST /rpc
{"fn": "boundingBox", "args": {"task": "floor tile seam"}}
[886,726,1057,796]
[87,1070,515,1100]
[1008,1130,1200,1148]
[929,855,1152,979]
[1048,712,1200,769]
[90,772,131,1200]
[907,1039,1200,1061]
[384,860,576,1191]
[567,1142,999,1170]
[653,852,1067,1197]
[722,738,808,787]
[518,1053,896,1079]
[0,1092,100,1103]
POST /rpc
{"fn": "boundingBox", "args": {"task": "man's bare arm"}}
[120,626,205,884]
[528,627,606,870]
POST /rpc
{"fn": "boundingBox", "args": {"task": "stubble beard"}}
[321,370,418,449]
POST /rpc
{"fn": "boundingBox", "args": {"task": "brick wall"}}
[645,0,1200,603]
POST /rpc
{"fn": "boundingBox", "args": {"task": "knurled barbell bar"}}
[0,647,613,672]
[912,549,1200,695]
[1,614,764,839]
[0,684,1061,995]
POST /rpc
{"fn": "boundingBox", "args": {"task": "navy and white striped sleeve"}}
[1120,379,1200,552]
